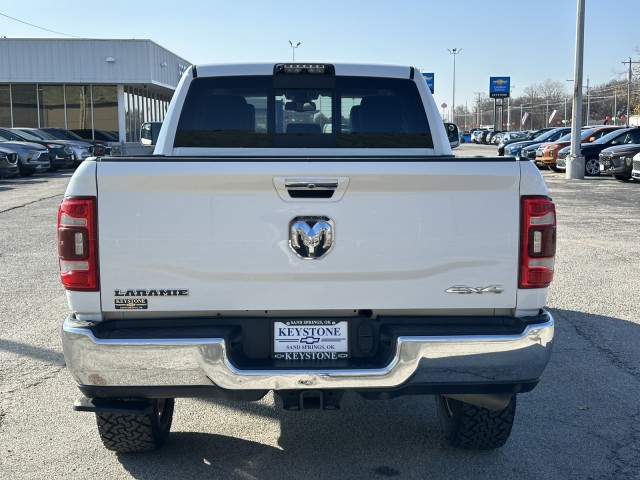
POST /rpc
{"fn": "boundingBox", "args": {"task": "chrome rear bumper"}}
[62,312,554,392]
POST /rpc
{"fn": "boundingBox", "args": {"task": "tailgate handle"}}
[285,179,338,198]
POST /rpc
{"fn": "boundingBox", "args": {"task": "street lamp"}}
[447,48,462,124]
[289,41,301,62]
[622,57,639,127]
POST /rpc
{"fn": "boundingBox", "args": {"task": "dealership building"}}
[0,38,191,146]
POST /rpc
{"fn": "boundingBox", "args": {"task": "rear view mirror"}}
[140,122,162,146]
[444,123,460,149]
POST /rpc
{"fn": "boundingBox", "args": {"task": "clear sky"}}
[1,0,637,111]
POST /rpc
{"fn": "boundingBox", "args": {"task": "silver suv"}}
[0,133,51,177]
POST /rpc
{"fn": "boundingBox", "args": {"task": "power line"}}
[0,11,85,38]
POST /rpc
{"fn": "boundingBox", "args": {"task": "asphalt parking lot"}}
[1,150,640,479]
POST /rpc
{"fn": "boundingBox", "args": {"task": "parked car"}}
[505,127,572,159]
[525,128,556,140]
[0,131,52,176]
[490,131,505,145]
[497,131,532,156]
[479,130,492,144]
[0,128,73,171]
[500,131,527,143]
[555,127,640,176]
[460,131,472,143]
[41,128,110,156]
[484,130,499,145]
[632,151,640,180]
[0,146,19,178]
[14,128,93,167]
[535,125,623,172]
[598,143,640,181]
[471,129,486,144]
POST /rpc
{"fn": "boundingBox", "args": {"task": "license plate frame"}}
[273,320,350,361]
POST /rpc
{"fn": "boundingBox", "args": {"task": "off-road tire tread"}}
[437,395,516,450]
[95,399,173,453]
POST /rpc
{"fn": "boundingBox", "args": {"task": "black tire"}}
[436,395,516,450]
[584,157,600,176]
[550,165,561,172]
[95,398,174,453]
[614,174,631,181]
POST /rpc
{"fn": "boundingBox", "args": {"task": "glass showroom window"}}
[92,86,118,134]
[12,84,38,126]
[65,85,91,130]
[0,85,10,127]
[38,85,65,127]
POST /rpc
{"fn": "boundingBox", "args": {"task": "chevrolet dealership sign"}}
[423,73,434,94]
[489,77,510,98]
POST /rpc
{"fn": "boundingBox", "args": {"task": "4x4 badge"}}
[445,285,504,294]
[289,216,334,259]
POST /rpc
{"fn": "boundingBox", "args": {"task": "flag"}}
[548,110,557,124]
[521,112,529,125]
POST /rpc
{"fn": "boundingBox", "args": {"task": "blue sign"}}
[422,73,434,94]
[489,76,510,98]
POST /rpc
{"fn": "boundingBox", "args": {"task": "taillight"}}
[519,196,556,288]
[57,196,99,291]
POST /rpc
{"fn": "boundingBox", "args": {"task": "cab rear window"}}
[174,75,432,148]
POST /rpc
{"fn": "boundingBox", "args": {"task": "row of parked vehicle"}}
[469,129,529,146]
[496,125,640,180]
[0,128,117,178]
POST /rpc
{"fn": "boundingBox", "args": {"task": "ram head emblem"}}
[289,216,334,259]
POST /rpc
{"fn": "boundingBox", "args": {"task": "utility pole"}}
[567,0,585,180]
[519,105,524,129]
[530,92,535,130]
[546,99,549,125]
[507,85,515,131]
[465,101,468,129]
[585,77,590,125]
[622,57,639,126]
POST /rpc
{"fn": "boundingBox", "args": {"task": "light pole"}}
[567,0,585,180]
[289,41,301,62]
[507,85,515,131]
[447,48,461,125]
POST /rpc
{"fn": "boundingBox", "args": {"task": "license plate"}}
[273,320,349,360]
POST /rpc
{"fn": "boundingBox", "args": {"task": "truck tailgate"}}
[96,158,521,313]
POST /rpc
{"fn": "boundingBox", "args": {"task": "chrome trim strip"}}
[62,313,554,390]
[285,179,339,190]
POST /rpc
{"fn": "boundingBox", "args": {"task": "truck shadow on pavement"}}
[117,393,452,480]
[0,178,48,192]
[0,338,65,366]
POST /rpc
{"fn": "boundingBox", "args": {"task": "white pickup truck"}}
[58,63,556,452]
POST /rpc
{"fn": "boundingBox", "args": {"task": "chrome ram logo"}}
[289,216,334,259]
